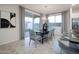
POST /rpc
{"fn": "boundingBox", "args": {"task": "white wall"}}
[62,8,72,33]
[0,5,21,45]
[72,8,79,18]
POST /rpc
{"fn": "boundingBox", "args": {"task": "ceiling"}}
[21,4,72,15]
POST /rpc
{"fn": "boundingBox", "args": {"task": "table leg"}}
[42,38,43,44]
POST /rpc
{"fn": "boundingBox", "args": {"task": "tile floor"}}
[0,27,62,54]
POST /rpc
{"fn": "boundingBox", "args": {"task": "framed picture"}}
[0,11,16,28]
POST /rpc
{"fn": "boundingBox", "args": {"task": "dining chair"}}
[48,29,55,40]
[29,30,42,47]
[51,29,55,39]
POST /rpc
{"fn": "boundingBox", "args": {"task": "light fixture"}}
[42,14,46,20]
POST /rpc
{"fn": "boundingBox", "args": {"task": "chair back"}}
[29,30,36,39]
[48,29,55,39]
[51,29,55,36]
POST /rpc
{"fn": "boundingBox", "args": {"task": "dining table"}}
[35,28,55,44]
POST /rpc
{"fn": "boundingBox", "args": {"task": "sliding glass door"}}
[25,17,33,32]
[25,16,40,32]
[33,17,40,32]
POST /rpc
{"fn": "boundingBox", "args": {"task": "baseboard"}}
[0,39,19,46]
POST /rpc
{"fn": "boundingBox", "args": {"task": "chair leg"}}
[52,33,55,39]
[35,40,37,48]
[29,39,31,46]
[51,33,52,39]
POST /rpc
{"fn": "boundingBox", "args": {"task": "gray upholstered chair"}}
[51,29,55,39]
[43,33,48,40]
[29,30,42,47]
[48,29,55,39]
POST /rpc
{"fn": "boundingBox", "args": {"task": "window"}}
[33,17,40,32]
[55,15,62,26]
[48,16,55,23]
[25,17,33,23]
[56,15,62,23]
[34,18,40,23]
[48,14,62,30]
[48,16,55,30]
[25,17,33,31]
